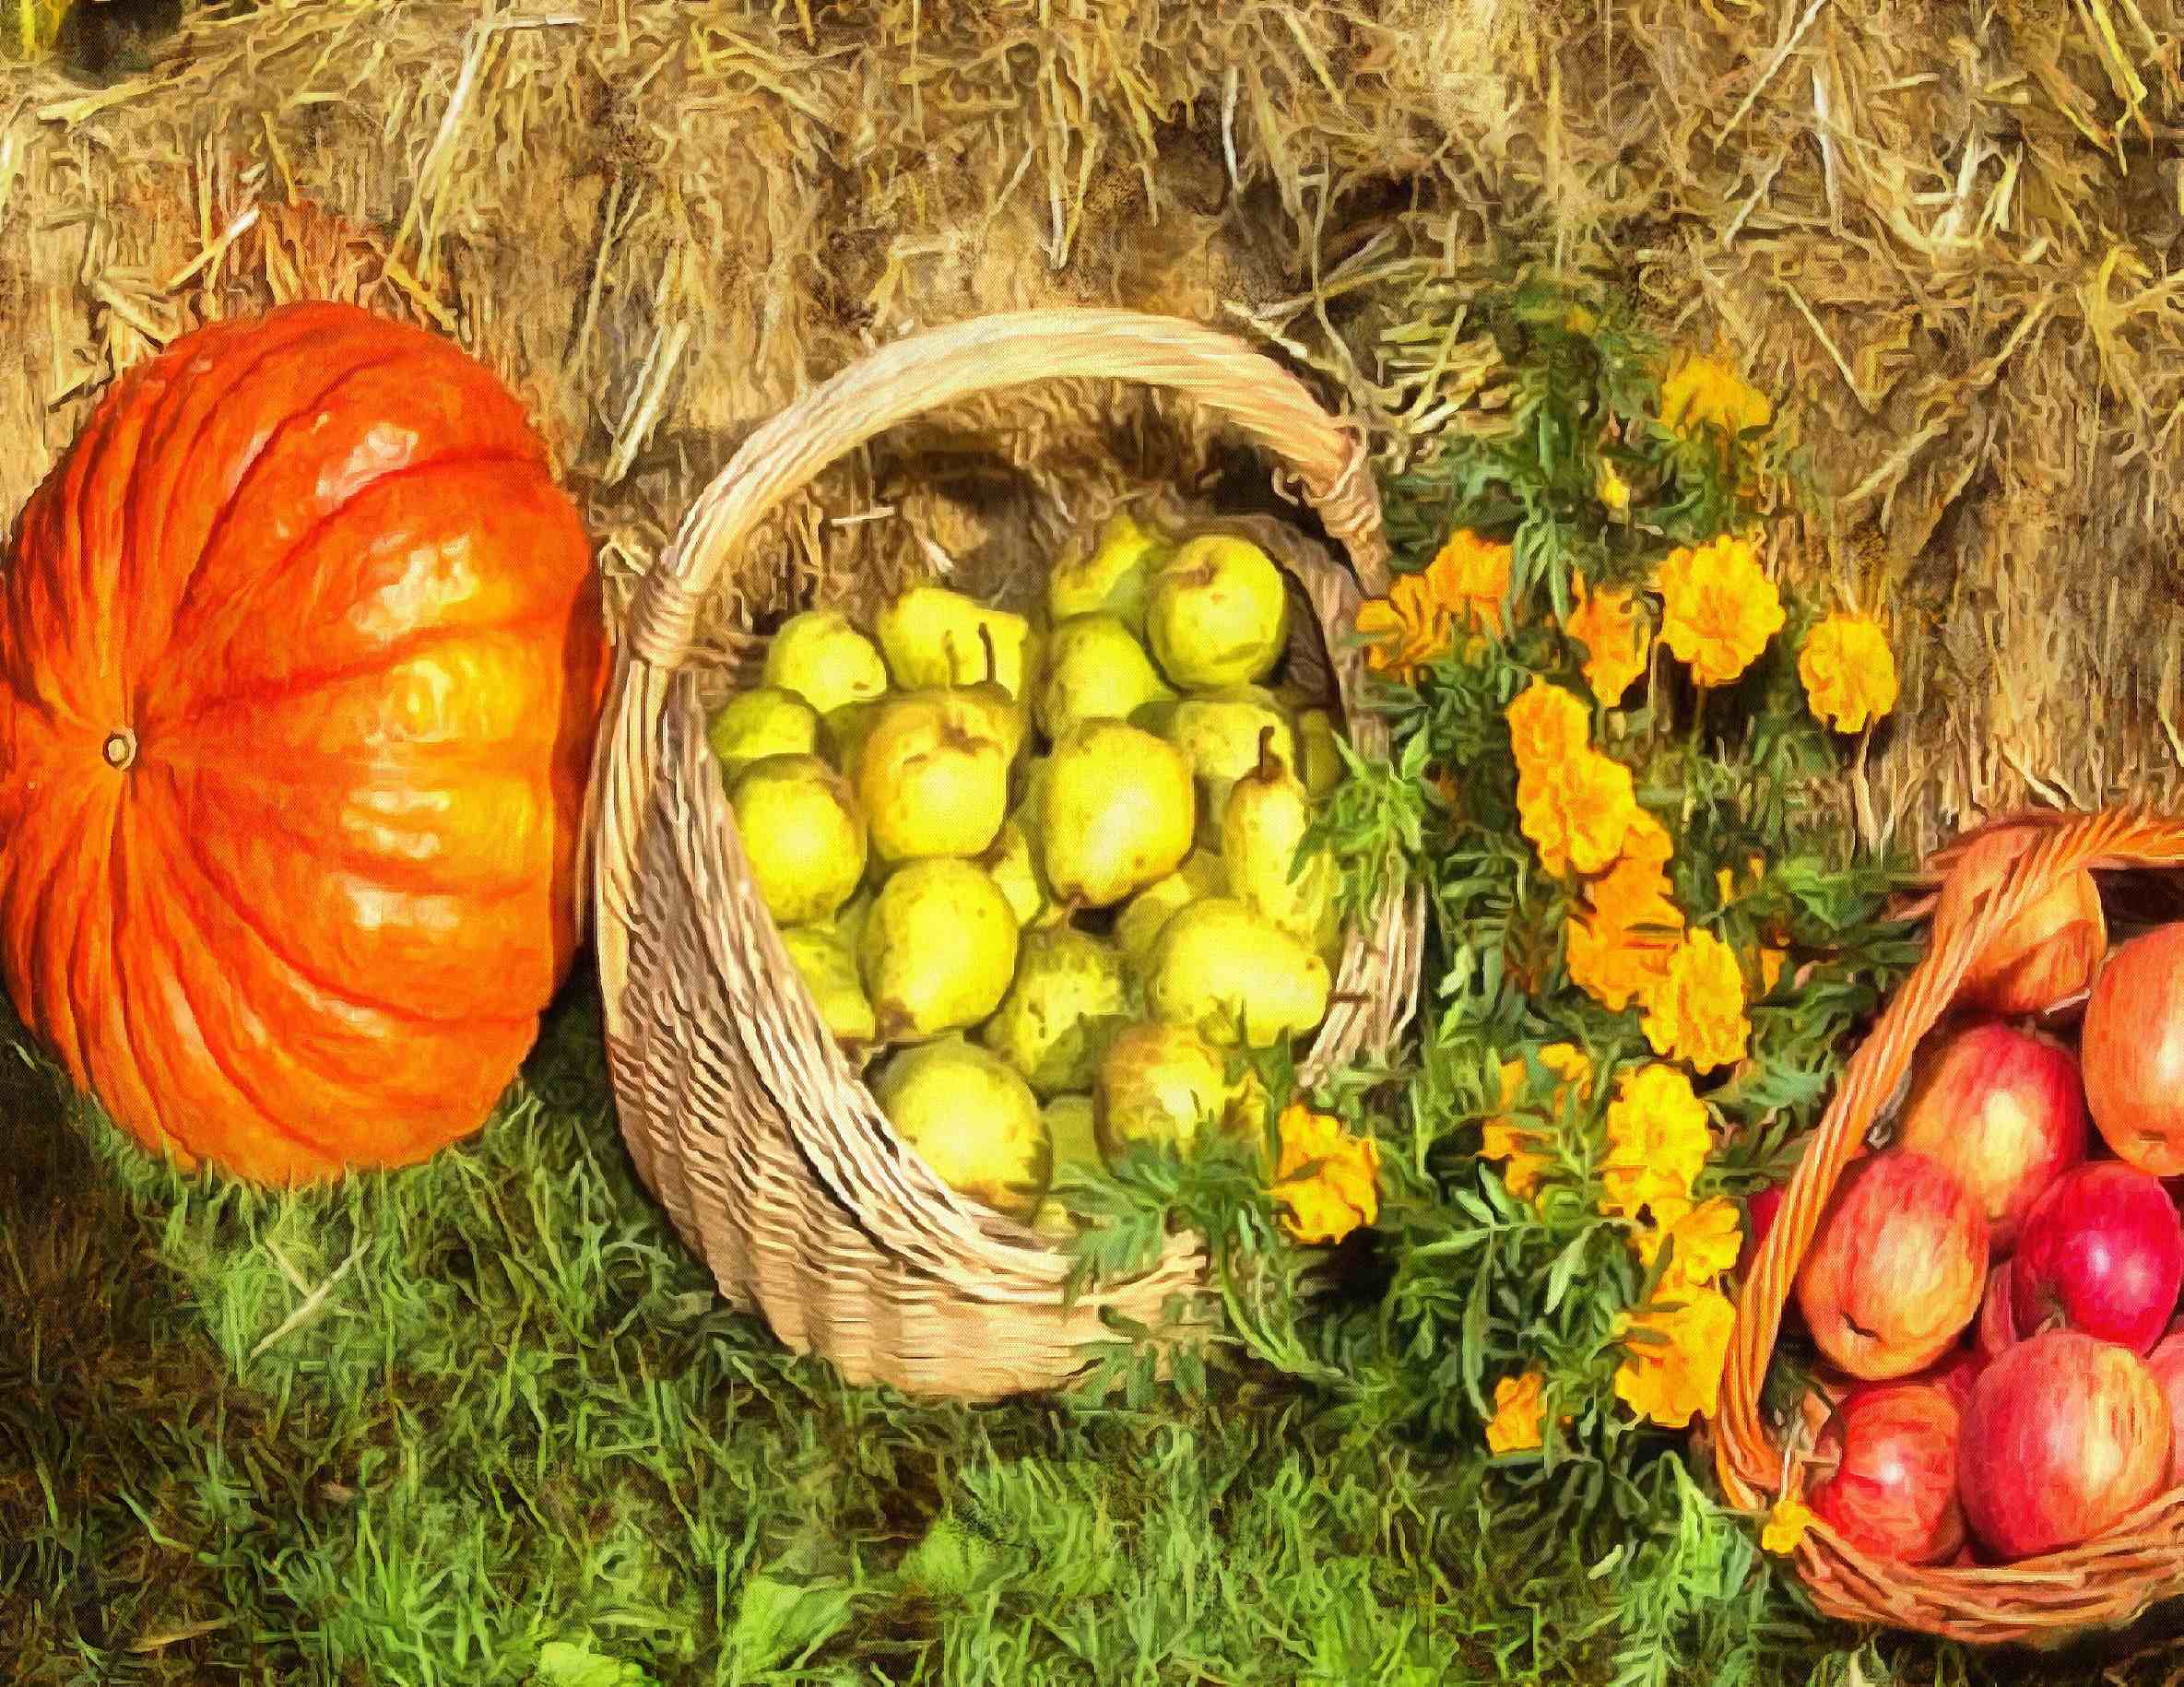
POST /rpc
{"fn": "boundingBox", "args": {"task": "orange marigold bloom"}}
[1600,1063,1712,1228]
[1486,1370,1548,1455]
[1642,927,1752,1074]
[1517,748,1639,879]
[1756,945,1788,996]
[1421,528,1515,637]
[1800,611,1899,733]
[1658,534,1785,688]
[1634,1196,1744,1289]
[1565,574,1650,706]
[1357,589,1445,682]
[1661,353,1772,441]
[1505,678,1590,781]
[1270,1103,1382,1245]
[1566,811,1684,1013]
[1483,1043,1593,1202]
[1614,1281,1737,1430]
[1763,1499,1816,1555]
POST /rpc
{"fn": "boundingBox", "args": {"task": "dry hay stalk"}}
[0,0,2179,853]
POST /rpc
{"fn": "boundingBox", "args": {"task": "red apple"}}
[1808,1382,1967,1563]
[1910,1346,1984,1413]
[1976,1262,2020,1363]
[2083,923,2184,1175]
[2010,1161,2184,1353]
[1958,1329,2170,1559]
[1895,1021,2088,1251]
[1946,823,2107,1017]
[1738,1183,1786,1279]
[2148,1323,2184,1486]
[1795,1149,1989,1380]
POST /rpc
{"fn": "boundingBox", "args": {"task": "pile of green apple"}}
[705,511,1351,1233]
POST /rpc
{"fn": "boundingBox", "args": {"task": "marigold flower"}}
[1661,352,1772,441]
[1762,1498,1815,1555]
[1270,1103,1381,1245]
[1658,534,1785,688]
[1566,812,1683,1013]
[1356,589,1445,682]
[1642,927,1752,1074]
[1483,1043,1593,1201]
[1756,945,1788,996]
[1517,748,1640,879]
[1596,457,1633,514]
[1600,1064,1712,1228]
[1800,611,1899,734]
[1613,1280,1737,1430]
[1635,1196,1744,1289]
[1505,678,1590,781]
[1421,528,1515,638]
[1565,574,1649,706]
[1486,1370,1548,1455]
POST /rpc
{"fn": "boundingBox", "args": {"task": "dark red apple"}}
[1895,1020,2088,1251]
[2010,1161,2184,1353]
[1738,1183,1786,1279]
[1795,1149,1989,1380]
[1958,1329,2170,1559]
[2083,923,2184,1176]
[1808,1382,1967,1563]
[2148,1323,2184,1486]
[1946,822,2107,1017]
[1976,1262,2020,1363]
[1909,1346,1984,1413]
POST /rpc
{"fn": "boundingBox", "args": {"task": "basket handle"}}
[620,308,1389,672]
[1714,806,2184,1511]
[588,307,1390,1033]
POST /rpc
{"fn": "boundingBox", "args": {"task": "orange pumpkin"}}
[0,301,608,1184]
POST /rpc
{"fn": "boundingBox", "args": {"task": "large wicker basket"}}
[1715,806,2184,1645]
[584,309,1425,1400]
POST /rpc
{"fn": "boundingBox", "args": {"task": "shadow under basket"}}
[584,308,1426,1401]
[1715,806,2184,1646]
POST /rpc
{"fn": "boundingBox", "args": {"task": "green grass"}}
[7,984,2184,1685]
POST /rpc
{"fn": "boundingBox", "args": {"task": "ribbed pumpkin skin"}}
[0,301,608,1184]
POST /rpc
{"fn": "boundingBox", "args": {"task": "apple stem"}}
[1256,724,1278,783]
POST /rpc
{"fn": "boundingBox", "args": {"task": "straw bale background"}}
[4,0,2183,855]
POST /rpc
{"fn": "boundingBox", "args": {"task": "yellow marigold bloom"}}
[1564,574,1649,706]
[1421,528,1515,638]
[1486,1370,1548,1455]
[1661,352,1772,441]
[1800,611,1899,734]
[1600,1064,1711,1228]
[1270,1103,1381,1246]
[1762,1499,1815,1556]
[1756,945,1788,996]
[1566,811,1683,1012]
[1505,678,1590,781]
[1483,1043,1592,1201]
[1613,1280,1737,1430]
[1658,534,1785,688]
[1642,927,1751,1074]
[1518,748,1639,879]
[1597,457,1632,514]
[1715,854,1767,905]
[1635,1196,1744,1288]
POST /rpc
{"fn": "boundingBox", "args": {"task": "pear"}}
[1093,1021,1231,1161]
[822,699,888,783]
[1035,613,1176,740]
[1041,721,1196,909]
[1144,534,1291,690]
[1045,1093,1102,1176]
[1222,726,1336,943]
[1049,507,1171,633]
[872,1038,1049,1221]
[729,754,867,926]
[979,929,1135,1096]
[1146,898,1331,1048]
[957,624,1032,766]
[1297,707,1345,801]
[781,926,878,1045]
[1140,688,1297,846]
[1115,849,1227,974]
[856,691,1009,863]
[876,584,1036,697]
[832,887,876,954]
[707,687,820,780]
[978,820,1064,930]
[764,608,890,716]
[858,858,1020,1040]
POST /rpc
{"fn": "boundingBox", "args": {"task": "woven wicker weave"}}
[1715,806,2184,1645]
[585,309,1425,1400]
